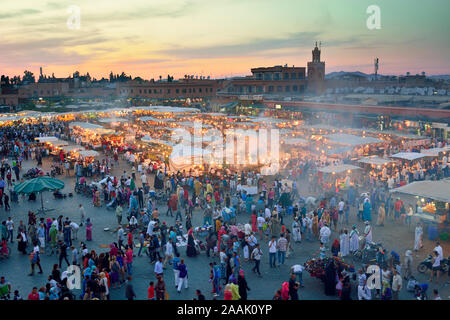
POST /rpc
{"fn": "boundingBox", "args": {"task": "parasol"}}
[14,176,65,215]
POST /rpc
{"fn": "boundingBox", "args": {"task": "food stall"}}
[390,179,450,240]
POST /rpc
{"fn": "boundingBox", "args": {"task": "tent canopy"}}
[357,156,395,166]
[325,133,383,146]
[318,164,361,174]
[78,150,99,157]
[35,136,58,143]
[390,152,429,161]
[390,180,450,203]
[420,147,450,156]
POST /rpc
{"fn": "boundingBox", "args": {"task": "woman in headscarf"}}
[414,223,423,251]
[376,202,385,226]
[331,239,340,257]
[230,281,241,300]
[237,270,250,300]
[186,227,197,257]
[251,211,257,233]
[363,198,372,221]
[381,280,392,300]
[223,284,233,300]
[324,260,336,296]
[339,229,350,257]
[312,214,319,238]
[281,282,290,300]
[85,218,92,241]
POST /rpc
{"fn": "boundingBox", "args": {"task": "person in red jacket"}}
[28,287,40,300]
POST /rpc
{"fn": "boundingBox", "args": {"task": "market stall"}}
[390,179,450,240]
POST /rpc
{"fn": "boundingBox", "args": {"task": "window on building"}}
[285,86,290,92]
[176,89,179,94]
[182,89,186,93]
[257,86,263,93]
[199,88,202,93]
[154,89,157,94]
[139,89,142,94]
[131,89,133,93]
[293,85,298,91]
[283,73,289,80]
[193,88,196,93]
[274,73,280,80]
[298,73,304,79]
[291,73,296,79]
[268,86,274,92]
[167,89,171,94]
[144,89,147,93]
[277,86,282,92]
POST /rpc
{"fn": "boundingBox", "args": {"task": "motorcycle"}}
[417,254,449,273]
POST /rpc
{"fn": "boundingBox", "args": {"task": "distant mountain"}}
[325,71,370,80]
[326,71,450,81]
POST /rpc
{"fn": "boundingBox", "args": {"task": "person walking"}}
[177,259,188,293]
[125,276,136,300]
[268,236,277,268]
[277,233,288,265]
[237,270,250,300]
[251,243,262,277]
[391,270,402,300]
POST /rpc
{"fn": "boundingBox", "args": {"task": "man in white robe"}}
[364,221,373,244]
[292,217,301,243]
[319,223,331,246]
[414,223,423,251]
[349,225,359,253]
[339,230,350,257]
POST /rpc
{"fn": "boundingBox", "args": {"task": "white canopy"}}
[283,138,309,145]
[77,150,99,157]
[61,145,85,153]
[97,118,128,123]
[420,147,450,157]
[325,133,383,146]
[390,179,450,203]
[139,116,173,122]
[357,156,395,166]
[318,164,361,174]
[390,152,429,161]
[35,136,58,143]
[49,140,69,147]
[132,106,200,113]
[69,122,105,130]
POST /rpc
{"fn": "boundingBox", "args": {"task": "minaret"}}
[307,42,326,94]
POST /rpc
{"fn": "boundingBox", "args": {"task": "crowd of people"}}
[0,120,448,301]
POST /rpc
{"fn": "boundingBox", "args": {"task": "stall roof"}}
[390,179,450,203]
[420,147,450,156]
[50,140,69,147]
[97,118,128,123]
[283,138,309,145]
[61,145,85,153]
[77,150,100,157]
[390,152,429,161]
[357,156,395,166]
[139,116,174,122]
[318,164,361,174]
[69,122,105,130]
[325,133,383,146]
[132,106,200,113]
[35,136,58,142]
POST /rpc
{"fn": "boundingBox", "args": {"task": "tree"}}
[23,70,35,83]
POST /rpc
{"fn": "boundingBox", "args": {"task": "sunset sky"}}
[1,0,449,80]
